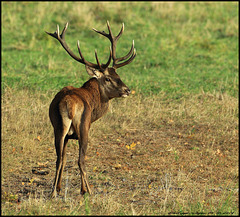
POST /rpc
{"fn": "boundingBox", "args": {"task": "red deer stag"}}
[46,21,136,197]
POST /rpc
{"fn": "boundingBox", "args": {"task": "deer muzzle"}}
[121,87,131,98]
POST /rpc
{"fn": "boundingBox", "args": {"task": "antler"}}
[45,23,112,71]
[92,21,136,69]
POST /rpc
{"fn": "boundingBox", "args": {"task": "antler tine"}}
[77,40,85,60]
[46,23,105,71]
[101,46,112,69]
[106,20,113,39]
[92,27,109,38]
[116,23,124,41]
[106,21,124,42]
[114,40,135,64]
[114,48,136,69]
[92,21,136,69]
[95,50,102,70]
[45,22,68,40]
[60,22,68,39]
[56,24,60,38]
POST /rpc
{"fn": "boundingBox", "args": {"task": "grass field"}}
[1,2,239,215]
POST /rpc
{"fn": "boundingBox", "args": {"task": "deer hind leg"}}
[78,141,92,195]
[50,119,71,198]
[56,136,68,193]
[76,120,92,195]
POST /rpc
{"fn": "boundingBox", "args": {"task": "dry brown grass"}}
[1,88,238,215]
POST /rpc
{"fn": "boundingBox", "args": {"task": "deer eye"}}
[105,78,111,82]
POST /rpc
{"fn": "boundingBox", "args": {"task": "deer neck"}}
[82,78,110,122]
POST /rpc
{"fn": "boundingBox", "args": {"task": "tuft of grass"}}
[84,193,91,215]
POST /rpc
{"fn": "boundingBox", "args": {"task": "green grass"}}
[1,2,239,216]
[2,2,238,98]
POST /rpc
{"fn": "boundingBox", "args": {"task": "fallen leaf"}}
[37,136,41,141]
[126,142,137,150]
[28,178,34,185]
[114,164,122,169]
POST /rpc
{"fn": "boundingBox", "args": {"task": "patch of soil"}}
[2,126,238,210]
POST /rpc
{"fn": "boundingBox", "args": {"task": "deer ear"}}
[85,66,103,78]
